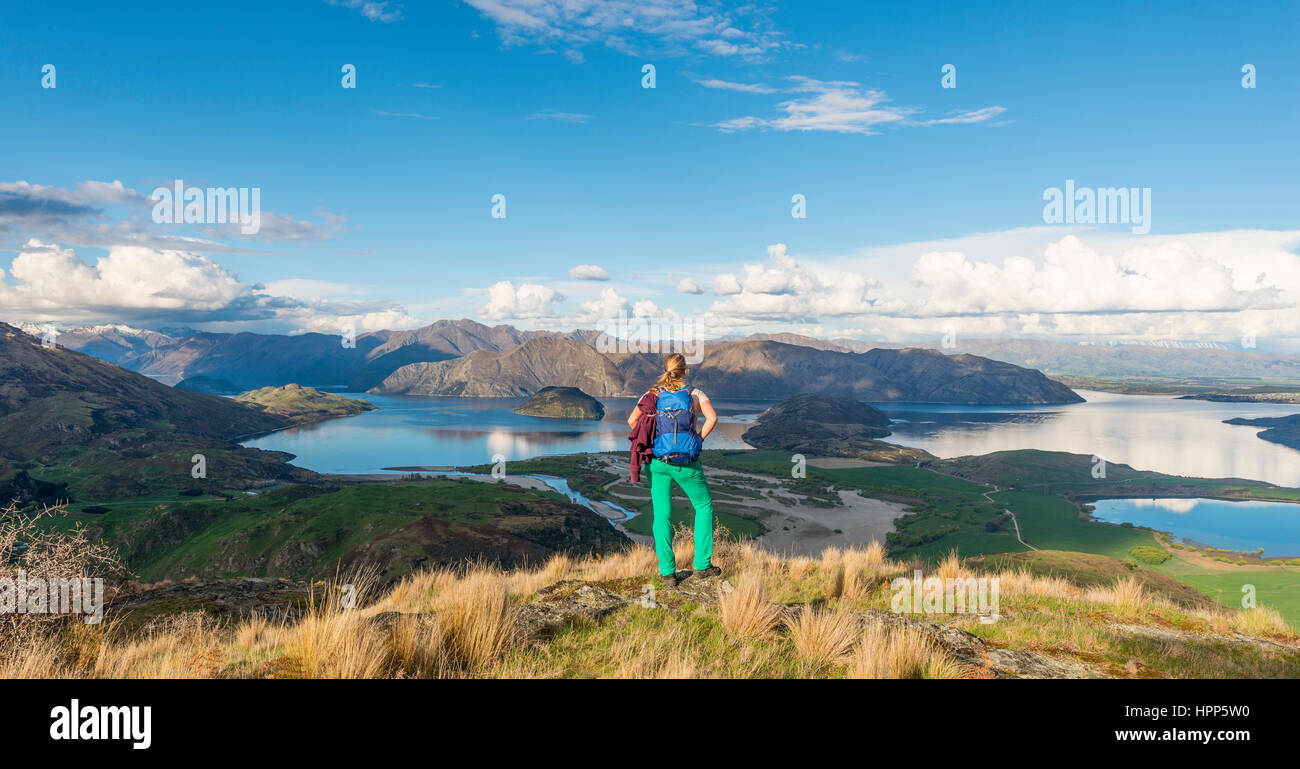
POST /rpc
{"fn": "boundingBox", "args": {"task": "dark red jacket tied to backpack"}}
[628,391,658,483]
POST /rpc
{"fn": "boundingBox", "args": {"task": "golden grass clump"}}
[281,578,387,679]
[847,621,962,679]
[785,609,859,665]
[234,612,270,650]
[839,542,892,599]
[1231,606,1293,637]
[786,556,818,580]
[936,550,964,581]
[435,568,514,668]
[383,615,451,678]
[995,569,1075,600]
[718,572,784,639]
[1111,576,1147,609]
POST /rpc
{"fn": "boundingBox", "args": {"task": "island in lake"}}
[742,393,932,464]
[512,386,605,420]
[234,383,376,426]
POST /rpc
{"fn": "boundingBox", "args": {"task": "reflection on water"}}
[879,390,1300,487]
[1125,498,1200,514]
[246,389,1300,487]
[1091,497,1300,557]
[244,394,758,474]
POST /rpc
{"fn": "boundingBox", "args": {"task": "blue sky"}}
[1,0,1298,346]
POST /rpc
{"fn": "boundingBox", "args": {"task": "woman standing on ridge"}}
[626,353,720,587]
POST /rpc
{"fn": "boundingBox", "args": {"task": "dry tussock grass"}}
[5,527,1296,679]
[786,608,859,665]
[847,620,966,679]
[718,571,784,639]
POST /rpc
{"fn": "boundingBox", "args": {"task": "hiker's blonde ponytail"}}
[654,353,687,392]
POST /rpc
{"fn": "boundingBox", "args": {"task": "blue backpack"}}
[651,387,702,465]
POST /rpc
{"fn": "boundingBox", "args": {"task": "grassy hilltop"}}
[6,533,1297,679]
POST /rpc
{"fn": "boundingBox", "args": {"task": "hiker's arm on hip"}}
[698,394,718,439]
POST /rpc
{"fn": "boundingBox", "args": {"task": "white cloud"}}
[462,0,784,59]
[710,76,1005,135]
[3,239,249,313]
[262,279,357,300]
[0,240,418,331]
[696,79,776,94]
[0,180,149,229]
[689,230,1300,347]
[202,209,347,242]
[3,179,346,248]
[711,116,764,133]
[293,308,422,334]
[324,0,403,23]
[705,243,879,321]
[569,264,610,280]
[677,277,704,294]
[713,273,742,295]
[916,106,1008,126]
[566,287,677,326]
[569,287,627,324]
[908,235,1283,316]
[479,280,564,320]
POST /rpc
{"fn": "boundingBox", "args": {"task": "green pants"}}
[648,458,714,576]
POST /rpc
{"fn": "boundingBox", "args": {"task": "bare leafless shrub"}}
[1,502,125,674]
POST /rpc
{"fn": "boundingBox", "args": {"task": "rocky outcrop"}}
[105,578,312,630]
[512,386,605,419]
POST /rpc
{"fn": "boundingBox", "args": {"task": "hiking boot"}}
[693,566,722,579]
[661,570,690,587]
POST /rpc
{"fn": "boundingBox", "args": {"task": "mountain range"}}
[38,320,1300,397]
[371,336,1083,404]
[30,319,594,391]
[31,319,1080,404]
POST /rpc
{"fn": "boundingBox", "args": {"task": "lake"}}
[880,390,1300,488]
[243,394,761,474]
[1091,498,1300,558]
[244,389,1300,486]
